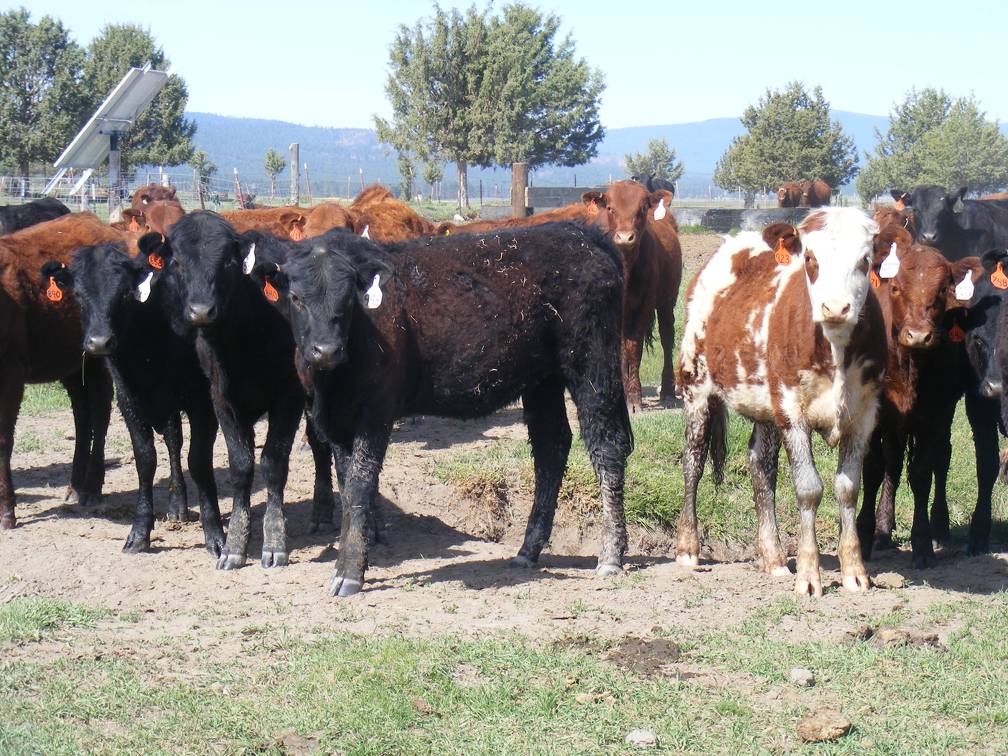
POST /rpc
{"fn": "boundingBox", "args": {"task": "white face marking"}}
[365,273,382,309]
[955,270,974,301]
[136,271,154,303]
[242,242,256,275]
[653,198,666,220]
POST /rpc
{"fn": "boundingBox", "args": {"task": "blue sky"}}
[20,0,1008,129]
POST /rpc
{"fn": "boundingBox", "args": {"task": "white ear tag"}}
[653,198,667,221]
[242,242,256,275]
[955,270,975,301]
[361,225,370,239]
[365,273,382,309]
[136,271,154,303]
[879,242,900,279]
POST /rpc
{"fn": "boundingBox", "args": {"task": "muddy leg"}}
[0,367,25,529]
[81,358,112,506]
[676,395,713,567]
[622,338,644,413]
[656,304,677,404]
[512,377,571,568]
[836,437,870,592]
[120,394,158,553]
[965,390,998,555]
[259,398,302,568]
[305,417,336,534]
[749,422,787,575]
[215,418,255,571]
[782,426,824,597]
[187,404,224,558]
[163,412,190,522]
[60,371,92,506]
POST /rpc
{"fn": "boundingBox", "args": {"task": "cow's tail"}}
[709,399,728,486]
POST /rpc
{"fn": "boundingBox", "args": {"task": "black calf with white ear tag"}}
[355,259,394,310]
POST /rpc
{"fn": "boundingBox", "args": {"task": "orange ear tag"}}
[948,323,965,343]
[128,217,140,232]
[870,270,881,289]
[147,253,164,270]
[992,262,1008,290]
[263,280,279,302]
[46,276,63,302]
[774,238,791,265]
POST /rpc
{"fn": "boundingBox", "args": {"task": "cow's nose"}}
[614,231,636,247]
[982,379,1003,398]
[308,342,345,370]
[921,232,937,243]
[901,328,935,348]
[84,334,114,355]
[186,303,216,324]
[821,301,851,321]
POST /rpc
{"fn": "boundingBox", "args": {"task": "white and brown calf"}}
[675,207,887,596]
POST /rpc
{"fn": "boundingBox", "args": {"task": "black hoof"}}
[261,550,289,568]
[965,540,990,556]
[873,533,895,552]
[204,529,226,559]
[308,519,337,535]
[122,533,151,553]
[911,554,932,570]
[329,575,363,597]
[79,493,102,508]
[216,553,246,570]
[509,555,537,569]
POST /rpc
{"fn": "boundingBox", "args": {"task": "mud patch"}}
[607,636,682,678]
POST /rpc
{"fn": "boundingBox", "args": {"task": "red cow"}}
[777,182,805,207]
[581,180,682,410]
[348,184,437,242]
[131,183,177,213]
[676,209,885,595]
[301,202,357,238]
[801,179,832,207]
[220,206,313,240]
[0,213,136,528]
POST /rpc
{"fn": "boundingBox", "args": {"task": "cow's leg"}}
[835,435,870,592]
[906,430,936,569]
[305,417,336,535]
[60,371,92,506]
[512,377,571,569]
[676,396,714,567]
[330,423,391,598]
[782,426,825,597]
[622,337,644,413]
[570,380,631,577]
[873,428,904,551]
[929,416,955,549]
[259,397,303,568]
[215,416,256,571]
[81,358,112,506]
[186,403,224,558]
[656,304,676,405]
[0,367,25,529]
[163,412,191,522]
[856,429,884,560]
[965,390,998,555]
[749,421,787,575]
[119,392,158,553]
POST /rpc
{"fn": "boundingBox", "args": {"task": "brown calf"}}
[0,214,134,528]
[777,182,805,207]
[220,206,312,240]
[801,179,831,207]
[582,180,682,410]
[131,183,178,213]
[114,200,186,237]
[348,184,437,242]
[676,208,885,595]
[301,202,357,238]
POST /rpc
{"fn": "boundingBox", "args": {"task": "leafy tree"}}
[397,153,415,200]
[0,9,87,177]
[82,24,195,174]
[422,160,443,201]
[713,82,857,208]
[624,138,684,183]
[856,88,1008,202]
[190,149,216,194]
[264,147,286,197]
[481,5,604,170]
[375,4,605,209]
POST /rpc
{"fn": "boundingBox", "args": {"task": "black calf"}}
[247,222,633,597]
[42,243,226,555]
[140,212,336,570]
[0,197,70,235]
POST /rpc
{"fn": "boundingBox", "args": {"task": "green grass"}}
[676,224,717,235]
[20,383,71,416]
[0,598,105,643]
[2,596,1006,753]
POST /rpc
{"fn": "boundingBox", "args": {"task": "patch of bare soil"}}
[2,394,1006,666]
[678,232,723,272]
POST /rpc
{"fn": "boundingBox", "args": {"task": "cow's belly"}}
[723,382,775,422]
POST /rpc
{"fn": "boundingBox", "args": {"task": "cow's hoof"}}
[166,508,192,523]
[911,554,932,570]
[203,528,226,559]
[307,519,336,535]
[216,553,246,571]
[769,564,792,577]
[675,553,699,568]
[64,487,79,506]
[79,492,102,508]
[509,554,537,569]
[872,534,895,552]
[1,515,16,530]
[261,550,288,568]
[794,573,824,597]
[329,575,363,598]
[122,533,150,553]
[595,563,622,578]
[965,540,990,556]
[842,573,870,592]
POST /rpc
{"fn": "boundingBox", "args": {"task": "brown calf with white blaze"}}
[581,180,682,409]
[676,208,885,596]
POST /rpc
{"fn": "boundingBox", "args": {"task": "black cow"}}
[246,222,633,597]
[41,243,226,555]
[892,186,1008,258]
[0,197,70,235]
[631,174,676,196]
[139,211,337,570]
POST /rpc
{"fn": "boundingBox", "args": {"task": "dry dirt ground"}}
[2,232,1005,658]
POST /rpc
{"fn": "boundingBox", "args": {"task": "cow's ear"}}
[581,191,605,218]
[249,260,288,300]
[948,256,983,306]
[952,187,968,213]
[762,223,801,258]
[433,221,455,236]
[873,227,912,267]
[40,260,73,291]
[980,248,1008,272]
[279,210,307,241]
[138,231,171,271]
[355,257,394,310]
[889,189,910,206]
[234,231,279,275]
[168,186,177,199]
[648,190,673,217]
[122,208,145,232]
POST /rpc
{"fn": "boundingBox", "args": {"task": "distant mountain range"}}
[176,110,970,199]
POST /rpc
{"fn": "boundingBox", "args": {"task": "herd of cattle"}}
[0,178,1005,599]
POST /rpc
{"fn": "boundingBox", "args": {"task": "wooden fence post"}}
[511,162,528,218]
[289,143,299,205]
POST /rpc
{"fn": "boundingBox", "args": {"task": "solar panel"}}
[53,63,169,170]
